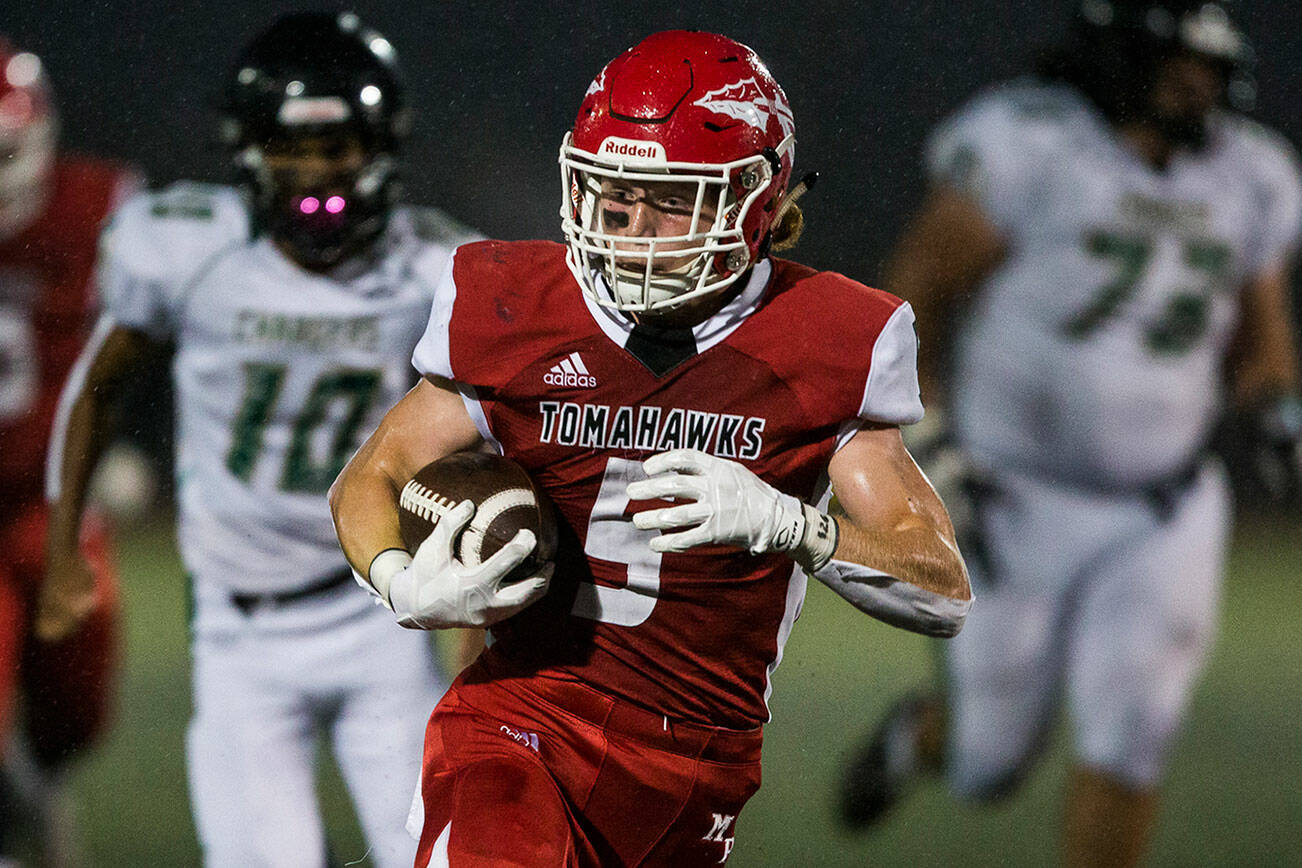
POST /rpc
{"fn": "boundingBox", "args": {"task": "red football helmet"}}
[559,31,796,312]
[0,39,56,242]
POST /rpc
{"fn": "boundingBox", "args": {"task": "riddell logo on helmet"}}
[599,137,667,163]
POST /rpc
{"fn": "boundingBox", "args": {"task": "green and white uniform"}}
[929,81,1301,792]
[98,182,479,867]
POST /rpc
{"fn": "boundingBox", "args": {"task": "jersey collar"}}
[579,257,773,354]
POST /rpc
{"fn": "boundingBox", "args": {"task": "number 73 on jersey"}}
[1061,229,1232,356]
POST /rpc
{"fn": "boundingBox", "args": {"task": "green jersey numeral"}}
[226,363,383,494]
[1145,241,1232,355]
[1062,231,1151,340]
[281,369,382,492]
[226,363,287,482]
[1061,230,1232,356]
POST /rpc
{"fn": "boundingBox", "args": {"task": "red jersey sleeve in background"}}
[0,155,141,504]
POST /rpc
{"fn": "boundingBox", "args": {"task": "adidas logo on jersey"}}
[544,352,598,389]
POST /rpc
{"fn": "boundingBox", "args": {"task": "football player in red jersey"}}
[0,37,136,862]
[331,31,972,866]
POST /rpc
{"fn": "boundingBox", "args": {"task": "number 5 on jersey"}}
[572,457,663,626]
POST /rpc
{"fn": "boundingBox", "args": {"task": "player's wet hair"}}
[767,172,817,253]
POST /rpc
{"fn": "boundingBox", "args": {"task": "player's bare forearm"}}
[817,424,971,637]
[40,321,154,640]
[46,392,108,559]
[1226,264,1300,406]
[884,184,1006,406]
[829,501,969,602]
[329,422,413,577]
[46,322,153,556]
[329,375,483,579]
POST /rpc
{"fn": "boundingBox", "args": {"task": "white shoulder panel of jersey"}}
[835,302,925,451]
[393,204,483,247]
[1213,114,1302,273]
[98,182,249,338]
[926,80,1086,231]
[410,246,461,380]
[860,302,925,426]
[390,205,485,299]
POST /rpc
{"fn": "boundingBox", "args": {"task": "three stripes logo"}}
[543,352,597,389]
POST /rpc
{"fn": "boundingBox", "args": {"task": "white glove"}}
[626,449,835,567]
[387,500,552,629]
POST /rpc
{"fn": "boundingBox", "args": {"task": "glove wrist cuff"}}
[766,492,807,554]
[792,503,839,572]
[368,548,413,608]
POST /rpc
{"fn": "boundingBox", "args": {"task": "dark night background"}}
[7,1,1298,284]
[10,0,1301,492]
[6,4,1302,865]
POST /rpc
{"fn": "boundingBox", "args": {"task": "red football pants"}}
[414,656,763,867]
[0,503,119,769]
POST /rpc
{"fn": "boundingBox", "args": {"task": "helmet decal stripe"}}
[691,77,777,132]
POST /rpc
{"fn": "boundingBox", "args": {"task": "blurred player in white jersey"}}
[838,2,1302,865]
[35,13,478,867]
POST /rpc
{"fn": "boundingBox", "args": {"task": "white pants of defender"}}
[187,579,447,868]
[946,460,1230,797]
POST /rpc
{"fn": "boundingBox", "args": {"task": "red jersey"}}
[0,156,137,504]
[413,240,923,728]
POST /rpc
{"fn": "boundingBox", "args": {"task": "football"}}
[398,452,558,582]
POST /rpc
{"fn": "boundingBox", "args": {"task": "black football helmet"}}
[220,12,409,268]
[1042,1,1254,144]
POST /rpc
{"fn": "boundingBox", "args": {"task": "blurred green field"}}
[68,513,1302,866]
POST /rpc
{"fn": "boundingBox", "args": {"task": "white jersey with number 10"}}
[97,183,478,593]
